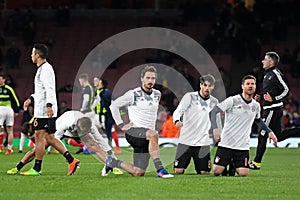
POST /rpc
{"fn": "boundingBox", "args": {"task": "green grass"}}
[1,146,300,200]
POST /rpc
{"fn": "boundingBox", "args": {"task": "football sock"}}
[68,139,84,147]
[33,159,42,172]
[0,134,4,145]
[19,133,25,151]
[63,151,74,164]
[17,162,25,171]
[111,158,122,168]
[112,131,120,148]
[154,158,163,171]
[7,144,13,150]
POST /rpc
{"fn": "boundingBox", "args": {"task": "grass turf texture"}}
[0,146,300,200]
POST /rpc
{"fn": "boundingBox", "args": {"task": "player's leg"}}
[278,127,300,142]
[173,143,191,174]
[234,149,249,177]
[251,109,280,169]
[4,108,14,154]
[213,146,231,176]
[5,126,14,154]
[193,145,211,175]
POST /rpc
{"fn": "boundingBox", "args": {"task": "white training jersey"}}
[217,94,261,150]
[32,62,58,118]
[54,110,111,152]
[110,87,161,130]
[173,92,219,146]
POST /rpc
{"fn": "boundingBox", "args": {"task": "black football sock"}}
[16,162,25,171]
[33,159,42,172]
[63,151,74,164]
[154,158,164,171]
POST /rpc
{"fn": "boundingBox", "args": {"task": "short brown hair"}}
[241,75,256,84]
[77,117,92,134]
[79,73,89,81]
[141,66,157,78]
[200,74,215,86]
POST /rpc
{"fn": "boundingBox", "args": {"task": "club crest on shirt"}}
[174,160,179,167]
[251,106,256,112]
[215,156,220,163]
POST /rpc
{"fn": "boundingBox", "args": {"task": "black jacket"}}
[262,66,289,108]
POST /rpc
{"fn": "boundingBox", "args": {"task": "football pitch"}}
[1,146,299,200]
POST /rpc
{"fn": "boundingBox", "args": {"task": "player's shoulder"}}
[152,88,161,95]
[210,95,219,103]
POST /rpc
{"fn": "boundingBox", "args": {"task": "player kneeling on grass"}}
[209,75,277,177]
[7,110,122,176]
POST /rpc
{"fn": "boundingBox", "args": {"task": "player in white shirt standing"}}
[210,75,277,176]
[21,43,79,176]
[173,74,219,174]
[107,66,173,178]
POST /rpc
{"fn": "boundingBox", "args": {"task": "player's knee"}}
[174,168,185,174]
[132,172,145,176]
[236,168,249,177]
[147,130,158,139]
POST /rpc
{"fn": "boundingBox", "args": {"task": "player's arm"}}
[209,106,223,142]
[254,118,278,145]
[7,86,20,113]
[110,90,133,129]
[90,126,112,152]
[173,93,191,128]
[40,67,56,117]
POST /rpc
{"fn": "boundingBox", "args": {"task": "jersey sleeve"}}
[217,96,233,112]
[110,90,133,126]
[173,93,191,123]
[40,66,56,106]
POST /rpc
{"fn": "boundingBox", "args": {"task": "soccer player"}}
[108,65,173,178]
[173,74,219,175]
[7,110,119,176]
[0,73,20,154]
[210,75,277,176]
[250,52,300,170]
[93,76,121,153]
[21,43,79,176]
[78,73,95,118]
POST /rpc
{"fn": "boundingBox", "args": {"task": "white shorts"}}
[0,106,14,126]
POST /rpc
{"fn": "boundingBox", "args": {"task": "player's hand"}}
[254,94,261,102]
[175,121,183,128]
[121,122,133,131]
[268,132,278,147]
[263,92,273,102]
[46,107,54,118]
[23,98,31,111]
[213,128,221,142]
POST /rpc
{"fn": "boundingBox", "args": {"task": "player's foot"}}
[0,144,4,152]
[249,161,261,170]
[7,167,19,175]
[112,168,124,175]
[67,158,80,176]
[20,168,41,176]
[75,147,83,154]
[5,149,12,155]
[114,148,121,154]
[102,156,114,176]
[156,168,174,178]
[19,150,23,153]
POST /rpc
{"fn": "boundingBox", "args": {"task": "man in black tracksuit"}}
[250,51,300,169]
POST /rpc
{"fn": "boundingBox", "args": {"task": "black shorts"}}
[125,127,150,170]
[33,118,56,134]
[214,146,249,168]
[174,143,211,174]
